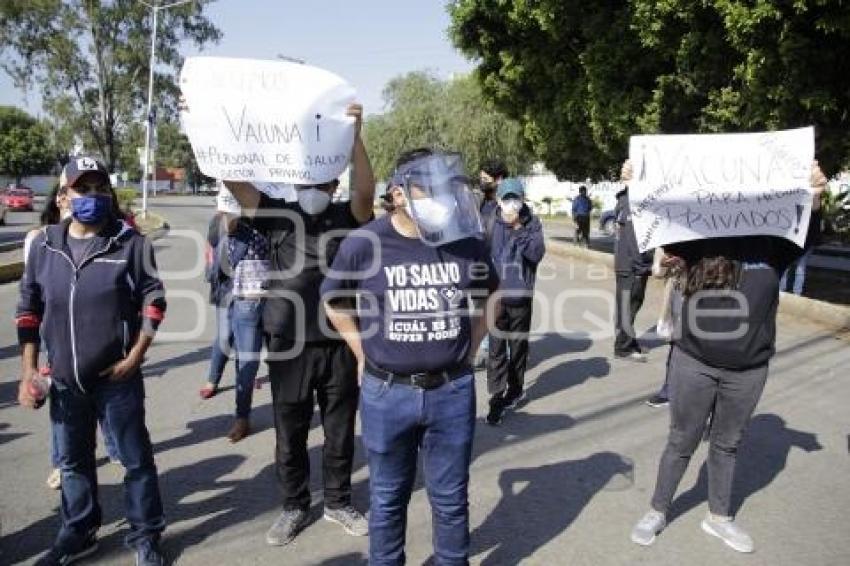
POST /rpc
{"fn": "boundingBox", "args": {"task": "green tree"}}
[0,0,221,172]
[0,106,55,182]
[449,1,850,178]
[119,120,200,188]
[363,71,534,180]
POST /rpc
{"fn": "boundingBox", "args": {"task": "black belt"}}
[365,361,471,390]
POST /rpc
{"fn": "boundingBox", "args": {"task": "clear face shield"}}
[397,152,483,246]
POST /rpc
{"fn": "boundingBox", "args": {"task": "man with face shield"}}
[223,103,375,546]
[321,148,500,565]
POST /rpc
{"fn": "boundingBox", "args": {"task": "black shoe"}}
[615,351,648,363]
[135,539,165,566]
[645,394,669,408]
[486,403,504,426]
[503,391,526,411]
[37,532,98,566]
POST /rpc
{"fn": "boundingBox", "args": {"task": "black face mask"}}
[482,183,497,195]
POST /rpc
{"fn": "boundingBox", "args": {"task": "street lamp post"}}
[139,0,194,218]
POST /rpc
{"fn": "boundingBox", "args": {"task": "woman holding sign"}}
[629,160,826,554]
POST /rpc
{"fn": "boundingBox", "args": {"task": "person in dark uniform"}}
[613,161,654,362]
[223,103,375,546]
[484,178,545,425]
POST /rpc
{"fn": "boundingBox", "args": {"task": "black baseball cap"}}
[60,156,110,189]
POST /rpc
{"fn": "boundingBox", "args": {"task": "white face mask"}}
[60,209,72,220]
[297,188,331,215]
[410,195,455,232]
[499,198,522,222]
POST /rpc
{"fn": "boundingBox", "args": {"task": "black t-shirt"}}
[670,236,801,370]
[251,193,362,342]
[320,215,499,374]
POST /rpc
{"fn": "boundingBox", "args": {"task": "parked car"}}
[599,209,617,236]
[4,186,35,211]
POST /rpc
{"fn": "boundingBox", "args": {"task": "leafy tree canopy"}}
[363,71,534,181]
[0,106,55,182]
[449,0,850,178]
[0,0,221,171]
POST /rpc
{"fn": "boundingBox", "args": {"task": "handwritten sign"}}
[180,57,356,187]
[628,127,815,252]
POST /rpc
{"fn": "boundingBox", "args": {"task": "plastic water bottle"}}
[26,367,52,409]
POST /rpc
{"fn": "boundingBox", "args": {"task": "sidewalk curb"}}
[0,260,24,284]
[0,221,170,284]
[546,238,614,268]
[0,240,24,253]
[545,238,850,332]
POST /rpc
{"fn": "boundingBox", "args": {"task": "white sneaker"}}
[324,505,368,537]
[630,510,666,546]
[46,468,61,490]
[701,515,754,553]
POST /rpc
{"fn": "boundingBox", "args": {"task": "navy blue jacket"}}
[488,205,545,304]
[16,218,166,393]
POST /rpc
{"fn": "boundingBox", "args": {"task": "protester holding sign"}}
[220,102,374,545]
[613,169,654,362]
[321,148,499,565]
[181,57,376,544]
[630,160,827,554]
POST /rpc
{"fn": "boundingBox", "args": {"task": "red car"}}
[4,186,34,211]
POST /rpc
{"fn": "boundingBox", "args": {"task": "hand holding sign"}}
[180,57,357,186]
[627,127,816,252]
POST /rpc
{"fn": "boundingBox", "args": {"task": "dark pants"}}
[50,376,164,549]
[574,214,591,245]
[651,346,768,517]
[487,299,533,405]
[614,271,648,355]
[267,339,359,511]
[360,371,476,566]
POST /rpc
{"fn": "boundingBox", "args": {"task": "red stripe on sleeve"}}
[15,314,41,328]
[143,306,165,321]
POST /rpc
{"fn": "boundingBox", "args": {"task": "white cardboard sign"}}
[628,127,815,252]
[180,57,356,187]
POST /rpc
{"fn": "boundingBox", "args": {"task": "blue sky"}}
[0,0,474,117]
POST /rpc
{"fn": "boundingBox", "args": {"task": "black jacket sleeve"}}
[132,236,167,335]
[15,233,45,344]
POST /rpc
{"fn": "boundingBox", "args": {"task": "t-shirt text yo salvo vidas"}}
[320,215,499,374]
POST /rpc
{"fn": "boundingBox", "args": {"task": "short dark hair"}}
[480,159,508,180]
[579,185,588,193]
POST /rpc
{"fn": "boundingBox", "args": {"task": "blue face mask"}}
[71,194,112,225]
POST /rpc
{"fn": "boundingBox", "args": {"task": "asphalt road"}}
[0,202,41,246]
[1,196,848,565]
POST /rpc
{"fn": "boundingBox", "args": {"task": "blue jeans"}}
[51,414,120,466]
[360,371,476,566]
[50,376,164,549]
[230,299,264,418]
[207,303,234,385]
[779,247,813,295]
